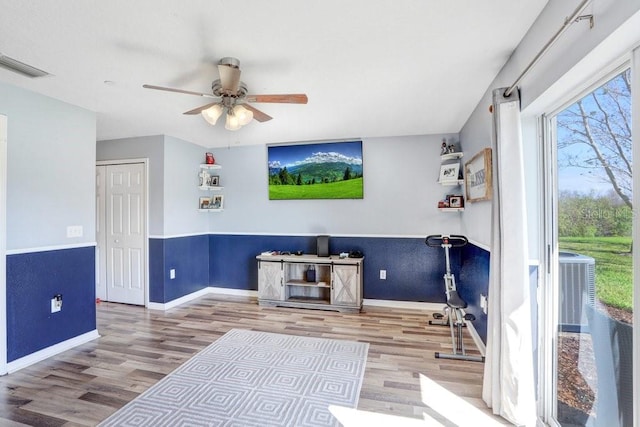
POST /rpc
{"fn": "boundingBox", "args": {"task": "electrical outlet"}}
[170,269,176,279]
[480,294,488,314]
[51,295,62,313]
[380,270,386,280]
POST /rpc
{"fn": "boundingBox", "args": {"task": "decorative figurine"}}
[441,139,448,155]
[205,152,215,164]
[199,170,210,186]
[448,144,456,153]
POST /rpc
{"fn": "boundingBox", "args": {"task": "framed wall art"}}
[438,163,460,183]
[267,140,363,200]
[464,148,492,202]
[448,195,464,208]
[211,194,224,209]
[199,197,211,210]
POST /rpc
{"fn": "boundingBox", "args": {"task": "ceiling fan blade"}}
[183,102,220,115]
[245,94,308,104]
[218,64,241,93]
[242,104,273,122]
[143,84,217,99]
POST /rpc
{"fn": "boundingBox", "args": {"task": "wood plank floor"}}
[0,294,512,426]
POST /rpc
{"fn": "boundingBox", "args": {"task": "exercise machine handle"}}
[425,234,468,248]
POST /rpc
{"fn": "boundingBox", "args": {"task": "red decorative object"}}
[205,152,215,164]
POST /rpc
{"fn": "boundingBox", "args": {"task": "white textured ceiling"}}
[0,0,548,147]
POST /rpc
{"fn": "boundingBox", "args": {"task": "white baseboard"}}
[147,287,258,311]
[363,299,443,311]
[147,287,214,311]
[7,329,100,374]
[208,287,258,298]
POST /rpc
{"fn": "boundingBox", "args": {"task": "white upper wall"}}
[460,0,640,251]
[209,134,461,237]
[0,82,96,251]
[163,135,210,237]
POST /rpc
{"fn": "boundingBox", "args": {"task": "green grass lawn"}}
[559,236,633,312]
[269,177,363,200]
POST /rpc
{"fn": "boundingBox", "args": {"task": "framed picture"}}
[199,197,211,209]
[439,163,460,183]
[465,148,492,202]
[211,194,224,209]
[449,195,463,208]
[208,175,219,186]
[267,140,363,200]
[199,171,210,187]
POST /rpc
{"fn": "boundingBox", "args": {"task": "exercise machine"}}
[425,234,484,362]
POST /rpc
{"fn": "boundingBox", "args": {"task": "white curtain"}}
[482,88,537,426]
[631,45,640,427]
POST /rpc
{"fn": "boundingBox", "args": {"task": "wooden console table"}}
[256,254,363,313]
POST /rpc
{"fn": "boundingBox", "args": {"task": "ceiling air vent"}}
[0,53,50,78]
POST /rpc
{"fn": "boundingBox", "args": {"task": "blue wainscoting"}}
[149,235,210,303]
[331,236,448,301]
[458,243,490,343]
[6,246,96,362]
[209,234,316,291]
[209,234,458,302]
[153,233,491,345]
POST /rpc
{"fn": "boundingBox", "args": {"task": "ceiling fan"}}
[143,57,308,130]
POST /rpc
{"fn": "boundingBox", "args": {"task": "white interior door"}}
[102,163,145,305]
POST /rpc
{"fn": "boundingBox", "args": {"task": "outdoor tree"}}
[557,70,632,209]
[343,166,352,181]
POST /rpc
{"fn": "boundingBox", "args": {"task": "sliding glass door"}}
[543,67,634,427]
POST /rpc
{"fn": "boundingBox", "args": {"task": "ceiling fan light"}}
[201,104,223,125]
[225,112,241,131]
[233,104,254,126]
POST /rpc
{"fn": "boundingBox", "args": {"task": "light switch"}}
[66,225,83,238]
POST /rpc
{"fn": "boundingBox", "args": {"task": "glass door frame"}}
[538,60,637,427]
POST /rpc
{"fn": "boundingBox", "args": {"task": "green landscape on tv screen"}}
[268,140,364,200]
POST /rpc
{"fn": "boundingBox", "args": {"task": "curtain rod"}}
[504,0,593,97]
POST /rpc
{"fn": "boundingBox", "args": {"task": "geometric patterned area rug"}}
[99,329,369,427]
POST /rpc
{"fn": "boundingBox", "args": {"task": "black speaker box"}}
[316,235,329,257]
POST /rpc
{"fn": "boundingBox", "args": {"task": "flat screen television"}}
[267,140,363,200]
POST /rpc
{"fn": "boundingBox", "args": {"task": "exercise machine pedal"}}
[429,311,448,326]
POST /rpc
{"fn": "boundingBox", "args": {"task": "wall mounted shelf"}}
[199,164,222,170]
[438,179,464,186]
[440,152,464,161]
[198,162,224,211]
